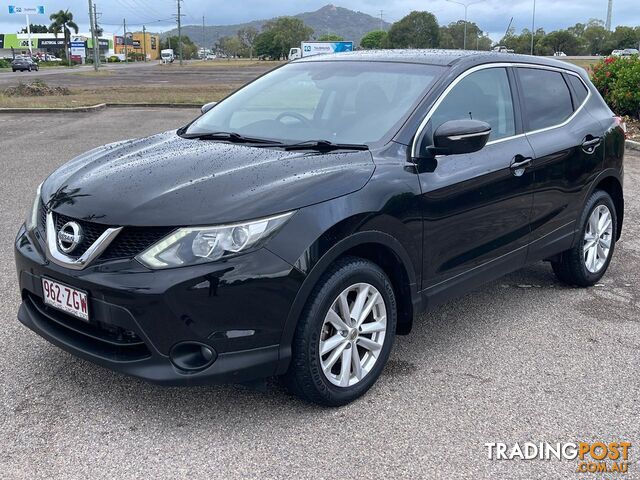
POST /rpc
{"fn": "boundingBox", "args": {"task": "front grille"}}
[101,226,175,261]
[27,293,151,362]
[53,211,109,259]
[41,204,174,263]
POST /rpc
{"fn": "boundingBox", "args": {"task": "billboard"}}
[0,34,4,49]
[37,38,65,49]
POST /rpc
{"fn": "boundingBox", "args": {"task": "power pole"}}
[142,25,147,62]
[530,0,536,55]
[176,0,183,65]
[93,4,100,67]
[123,18,128,63]
[379,10,384,31]
[88,0,98,70]
[202,15,205,54]
[605,0,613,31]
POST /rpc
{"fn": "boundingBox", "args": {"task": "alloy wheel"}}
[319,283,387,387]
[583,204,613,273]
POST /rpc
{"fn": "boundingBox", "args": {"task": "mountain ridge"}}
[160,4,391,46]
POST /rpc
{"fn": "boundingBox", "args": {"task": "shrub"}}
[0,59,10,68]
[591,56,640,119]
[107,56,120,63]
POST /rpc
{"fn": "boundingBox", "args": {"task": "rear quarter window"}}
[566,74,589,107]
[517,68,574,132]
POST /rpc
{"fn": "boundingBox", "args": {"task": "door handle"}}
[581,136,602,154]
[510,156,533,176]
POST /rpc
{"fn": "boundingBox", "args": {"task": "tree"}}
[254,17,313,59]
[161,35,198,59]
[217,36,243,58]
[317,34,344,41]
[541,30,581,55]
[49,10,79,66]
[237,26,258,58]
[360,30,388,49]
[387,11,439,49]
[439,20,491,50]
[20,24,49,34]
[254,30,279,59]
[582,19,610,55]
[605,25,640,51]
[497,27,550,55]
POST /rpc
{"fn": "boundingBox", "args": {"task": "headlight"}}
[26,183,42,232]
[136,211,294,269]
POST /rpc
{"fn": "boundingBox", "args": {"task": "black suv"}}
[11,56,39,72]
[15,50,624,406]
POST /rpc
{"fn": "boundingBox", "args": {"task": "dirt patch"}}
[625,116,640,141]
[4,80,70,97]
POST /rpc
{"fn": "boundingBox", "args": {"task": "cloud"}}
[0,0,637,41]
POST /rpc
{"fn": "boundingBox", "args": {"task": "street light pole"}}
[530,0,536,55]
[446,0,485,50]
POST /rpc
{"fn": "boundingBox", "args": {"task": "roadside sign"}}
[8,5,45,14]
[70,41,86,58]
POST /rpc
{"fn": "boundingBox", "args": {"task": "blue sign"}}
[8,6,45,14]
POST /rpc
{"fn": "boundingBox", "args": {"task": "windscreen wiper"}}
[180,131,283,145]
[282,140,370,152]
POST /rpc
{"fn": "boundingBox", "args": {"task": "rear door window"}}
[517,68,574,131]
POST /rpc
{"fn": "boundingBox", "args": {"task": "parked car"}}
[622,48,639,56]
[45,54,62,62]
[11,56,39,72]
[15,50,625,406]
[553,51,567,56]
[611,49,625,57]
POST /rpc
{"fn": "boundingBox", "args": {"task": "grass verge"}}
[0,84,239,108]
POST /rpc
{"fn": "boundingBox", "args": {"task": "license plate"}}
[41,278,89,321]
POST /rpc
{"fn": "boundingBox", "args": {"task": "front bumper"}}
[15,226,304,385]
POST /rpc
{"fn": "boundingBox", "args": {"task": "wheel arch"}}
[275,231,421,375]
[591,171,624,240]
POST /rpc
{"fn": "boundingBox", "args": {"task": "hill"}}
[161,4,390,47]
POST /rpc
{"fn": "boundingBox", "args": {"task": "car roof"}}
[297,49,586,74]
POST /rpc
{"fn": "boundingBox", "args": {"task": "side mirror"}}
[431,119,491,156]
[201,101,217,114]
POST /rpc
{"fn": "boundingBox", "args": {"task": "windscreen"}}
[185,61,444,145]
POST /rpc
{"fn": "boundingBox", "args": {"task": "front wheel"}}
[285,257,397,406]
[552,190,617,286]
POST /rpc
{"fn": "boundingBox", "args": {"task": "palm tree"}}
[49,9,79,66]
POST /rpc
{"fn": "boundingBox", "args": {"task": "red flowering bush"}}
[591,56,640,118]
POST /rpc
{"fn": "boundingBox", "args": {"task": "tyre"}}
[27,66,31,72]
[12,69,16,72]
[285,256,397,406]
[552,190,617,286]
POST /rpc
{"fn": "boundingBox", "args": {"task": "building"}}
[114,32,161,60]
[0,32,114,60]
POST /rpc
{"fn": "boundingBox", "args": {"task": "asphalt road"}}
[0,61,279,89]
[1,109,639,479]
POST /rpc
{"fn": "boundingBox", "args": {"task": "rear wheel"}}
[552,190,617,286]
[286,257,397,406]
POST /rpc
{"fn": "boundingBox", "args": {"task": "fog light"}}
[170,342,217,372]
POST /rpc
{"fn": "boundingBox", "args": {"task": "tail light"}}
[614,116,627,137]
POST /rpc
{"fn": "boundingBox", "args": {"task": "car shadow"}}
[34,261,567,418]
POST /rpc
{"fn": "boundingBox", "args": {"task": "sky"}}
[0,0,637,42]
